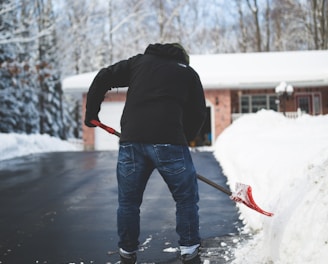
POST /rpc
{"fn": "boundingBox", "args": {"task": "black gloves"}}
[84,114,100,128]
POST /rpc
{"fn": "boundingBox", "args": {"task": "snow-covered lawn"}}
[1,110,327,264]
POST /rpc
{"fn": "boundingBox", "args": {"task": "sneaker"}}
[181,247,201,264]
[119,249,137,264]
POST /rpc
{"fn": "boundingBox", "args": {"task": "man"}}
[85,43,206,264]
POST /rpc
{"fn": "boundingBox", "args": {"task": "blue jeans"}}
[117,143,200,252]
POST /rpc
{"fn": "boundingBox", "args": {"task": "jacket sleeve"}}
[183,70,207,141]
[84,59,131,126]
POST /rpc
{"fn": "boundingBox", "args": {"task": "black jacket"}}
[85,43,206,145]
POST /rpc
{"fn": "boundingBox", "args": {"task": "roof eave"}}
[203,79,328,90]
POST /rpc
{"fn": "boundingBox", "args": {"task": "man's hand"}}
[84,115,100,127]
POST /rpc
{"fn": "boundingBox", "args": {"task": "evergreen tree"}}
[0,0,77,139]
[0,61,19,133]
[35,0,77,139]
[0,0,39,133]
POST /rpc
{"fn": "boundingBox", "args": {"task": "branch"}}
[0,1,20,16]
[0,25,54,45]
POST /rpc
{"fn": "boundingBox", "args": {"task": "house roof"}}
[62,50,328,93]
[63,71,99,94]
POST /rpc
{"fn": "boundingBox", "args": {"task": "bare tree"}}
[264,0,271,51]
[271,0,285,51]
[108,0,113,64]
[235,0,248,52]
[246,0,262,51]
[151,0,189,43]
[310,0,328,49]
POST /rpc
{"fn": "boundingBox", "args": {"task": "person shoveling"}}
[85,43,272,264]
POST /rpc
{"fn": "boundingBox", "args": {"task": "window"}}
[241,94,277,113]
[241,96,250,113]
[298,96,310,113]
[313,94,321,115]
[296,93,322,115]
[252,95,267,113]
[269,96,278,110]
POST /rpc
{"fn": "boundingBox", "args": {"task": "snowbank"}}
[214,110,328,264]
[0,133,79,161]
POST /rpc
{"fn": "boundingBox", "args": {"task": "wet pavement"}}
[0,151,243,264]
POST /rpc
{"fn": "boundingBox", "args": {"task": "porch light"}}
[286,84,294,95]
[275,81,294,97]
[275,81,294,116]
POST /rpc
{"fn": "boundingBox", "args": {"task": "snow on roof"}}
[62,71,98,93]
[63,50,328,93]
[191,50,328,89]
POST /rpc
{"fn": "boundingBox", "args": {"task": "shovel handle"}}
[196,173,232,196]
[91,120,233,196]
[91,121,273,216]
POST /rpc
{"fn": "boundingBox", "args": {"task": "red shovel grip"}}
[90,120,121,137]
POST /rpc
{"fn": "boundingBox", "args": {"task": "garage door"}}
[95,102,125,150]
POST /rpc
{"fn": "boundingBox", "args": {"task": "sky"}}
[0,110,327,263]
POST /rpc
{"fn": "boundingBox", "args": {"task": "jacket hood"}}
[144,43,190,65]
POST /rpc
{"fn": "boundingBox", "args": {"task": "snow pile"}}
[214,110,328,264]
[0,133,79,161]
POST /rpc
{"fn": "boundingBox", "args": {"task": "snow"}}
[191,50,328,89]
[1,110,328,264]
[62,71,97,93]
[214,110,328,264]
[0,133,80,161]
[62,50,328,92]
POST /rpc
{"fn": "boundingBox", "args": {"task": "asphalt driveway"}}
[0,150,242,264]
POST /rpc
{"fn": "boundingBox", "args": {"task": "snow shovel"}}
[90,120,274,217]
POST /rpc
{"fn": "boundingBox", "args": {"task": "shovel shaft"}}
[196,173,232,196]
[91,121,273,216]
[92,120,233,196]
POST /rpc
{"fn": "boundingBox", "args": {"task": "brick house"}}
[63,50,328,150]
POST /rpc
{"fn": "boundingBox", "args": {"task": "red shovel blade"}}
[230,183,274,217]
